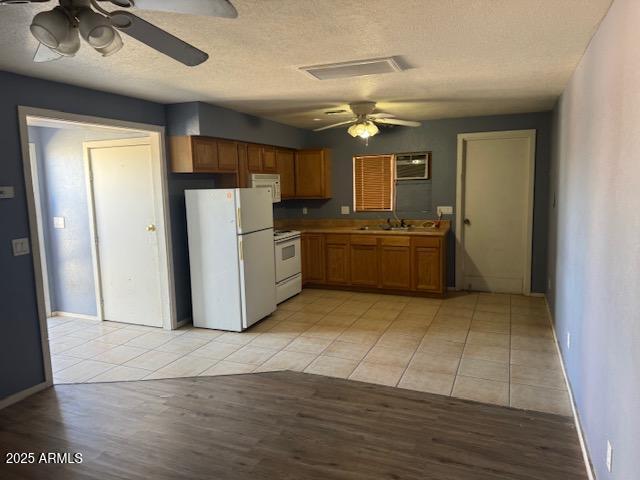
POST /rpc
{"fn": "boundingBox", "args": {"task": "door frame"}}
[455,129,536,294]
[84,137,169,328]
[18,106,178,390]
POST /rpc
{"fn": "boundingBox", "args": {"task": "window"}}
[353,155,394,211]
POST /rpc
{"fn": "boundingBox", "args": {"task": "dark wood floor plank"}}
[0,371,586,480]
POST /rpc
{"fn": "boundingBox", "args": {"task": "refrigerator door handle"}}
[238,238,243,261]
[236,207,242,231]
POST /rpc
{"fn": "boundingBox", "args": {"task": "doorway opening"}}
[19,107,176,385]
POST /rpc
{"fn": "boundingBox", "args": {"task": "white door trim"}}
[27,142,52,318]
[455,129,536,295]
[18,106,177,390]
[84,137,170,328]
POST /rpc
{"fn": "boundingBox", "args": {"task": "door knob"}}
[146,224,157,232]
[463,218,471,226]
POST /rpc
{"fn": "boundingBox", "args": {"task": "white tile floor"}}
[48,288,572,416]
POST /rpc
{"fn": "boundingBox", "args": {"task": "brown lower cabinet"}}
[302,232,446,296]
[301,233,326,284]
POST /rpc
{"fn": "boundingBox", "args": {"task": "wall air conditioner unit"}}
[395,152,431,180]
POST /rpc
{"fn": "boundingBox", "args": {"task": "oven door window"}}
[281,244,296,261]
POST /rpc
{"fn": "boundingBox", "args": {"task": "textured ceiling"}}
[0,0,612,129]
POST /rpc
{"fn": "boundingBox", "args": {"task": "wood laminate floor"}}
[0,371,586,480]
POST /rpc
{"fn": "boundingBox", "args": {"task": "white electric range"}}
[273,230,302,303]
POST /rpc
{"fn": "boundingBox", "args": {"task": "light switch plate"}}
[302,207,308,215]
[53,216,66,229]
[437,206,454,216]
[0,186,15,199]
[341,206,350,215]
[12,238,30,257]
[606,440,613,472]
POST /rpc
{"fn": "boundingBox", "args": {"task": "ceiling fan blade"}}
[110,11,208,66]
[33,43,62,63]
[0,0,50,3]
[374,118,422,127]
[313,120,356,132]
[131,0,237,18]
[369,113,395,119]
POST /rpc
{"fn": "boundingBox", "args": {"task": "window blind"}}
[353,155,394,211]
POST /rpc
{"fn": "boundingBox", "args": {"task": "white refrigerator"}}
[185,188,276,331]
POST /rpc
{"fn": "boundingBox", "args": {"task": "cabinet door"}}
[295,149,331,198]
[302,234,326,284]
[325,235,349,285]
[192,137,218,172]
[349,236,378,287]
[217,140,239,171]
[412,238,442,293]
[276,149,295,198]
[380,245,411,290]
[262,147,277,173]
[247,144,262,172]
[237,143,249,187]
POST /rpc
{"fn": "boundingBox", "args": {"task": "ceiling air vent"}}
[301,57,403,80]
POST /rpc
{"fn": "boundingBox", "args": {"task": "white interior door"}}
[87,138,164,327]
[457,130,535,294]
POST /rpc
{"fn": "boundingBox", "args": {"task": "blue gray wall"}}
[547,0,639,478]
[28,126,147,317]
[0,70,166,399]
[275,112,552,292]
[167,102,311,148]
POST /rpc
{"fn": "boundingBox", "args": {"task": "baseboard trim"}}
[0,380,51,411]
[544,296,595,480]
[175,317,191,330]
[51,311,98,321]
[528,292,545,297]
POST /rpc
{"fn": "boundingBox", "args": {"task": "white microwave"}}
[251,173,281,203]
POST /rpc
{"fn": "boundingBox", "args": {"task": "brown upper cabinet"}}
[216,140,239,172]
[295,149,331,199]
[247,144,262,172]
[170,136,331,200]
[171,136,219,173]
[261,147,277,173]
[276,149,295,198]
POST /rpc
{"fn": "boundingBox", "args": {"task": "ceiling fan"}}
[1,0,237,66]
[314,102,422,139]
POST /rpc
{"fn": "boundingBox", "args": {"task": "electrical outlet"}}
[437,206,453,216]
[340,206,350,215]
[53,216,66,229]
[11,238,30,257]
[606,440,613,472]
[302,207,308,215]
[566,332,571,349]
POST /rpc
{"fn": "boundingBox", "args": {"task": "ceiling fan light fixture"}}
[30,7,71,48]
[78,9,115,48]
[348,121,379,139]
[93,29,123,57]
[54,25,81,56]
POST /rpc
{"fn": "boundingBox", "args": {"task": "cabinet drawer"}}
[350,235,378,245]
[326,234,349,244]
[411,237,441,248]
[380,236,410,247]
